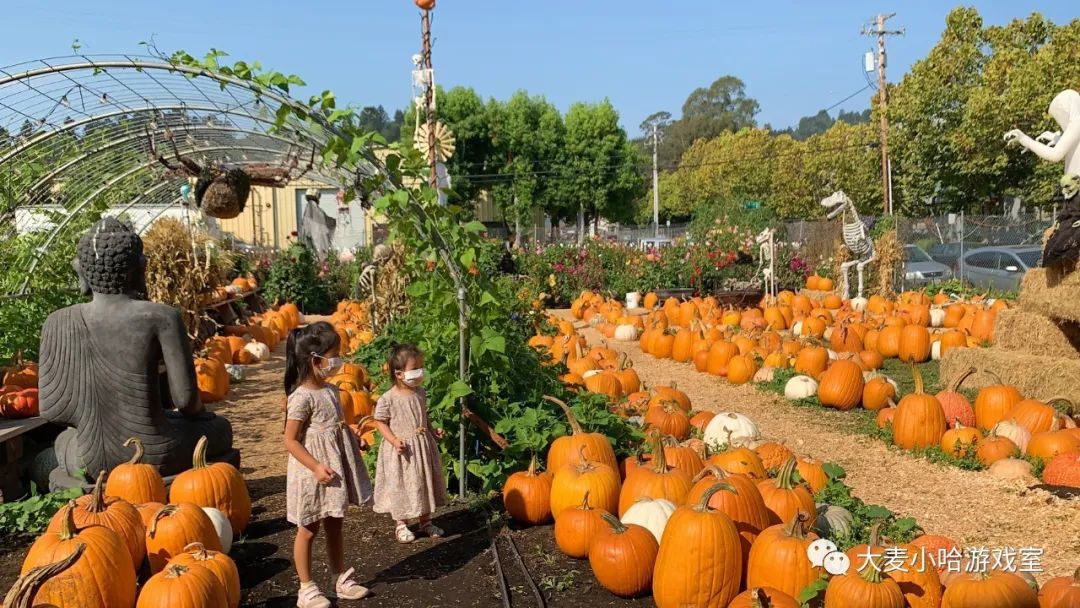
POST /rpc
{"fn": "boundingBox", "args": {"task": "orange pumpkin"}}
[169,436,251,534]
[892,365,947,451]
[817,360,864,411]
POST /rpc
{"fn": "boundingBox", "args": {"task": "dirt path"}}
[551,311,1080,581]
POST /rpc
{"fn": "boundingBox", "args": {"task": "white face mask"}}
[313,354,343,378]
[401,368,425,387]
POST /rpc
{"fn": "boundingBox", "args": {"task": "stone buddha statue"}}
[39,217,235,489]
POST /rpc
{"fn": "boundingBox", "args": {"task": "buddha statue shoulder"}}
[38,217,235,488]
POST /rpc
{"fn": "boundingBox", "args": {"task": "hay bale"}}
[1018,263,1080,323]
[940,347,1080,403]
[993,308,1080,360]
[800,288,838,300]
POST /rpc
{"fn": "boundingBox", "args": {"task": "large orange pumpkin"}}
[892,365,947,451]
[46,471,145,570]
[756,457,816,527]
[550,446,621,519]
[587,512,658,598]
[898,325,931,363]
[817,360,864,411]
[746,512,821,601]
[146,502,223,573]
[974,379,1023,431]
[617,438,690,515]
[553,491,605,558]
[169,542,241,608]
[106,437,167,505]
[502,456,553,525]
[685,466,771,586]
[170,436,251,534]
[544,396,619,474]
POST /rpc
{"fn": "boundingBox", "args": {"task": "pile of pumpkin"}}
[0,354,39,419]
[198,275,258,308]
[8,435,250,607]
[329,300,375,356]
[528,315,643,404]
[501,399,1079,606]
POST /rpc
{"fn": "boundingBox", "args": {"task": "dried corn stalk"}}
[369,242,410,333]
[872,228,902,298]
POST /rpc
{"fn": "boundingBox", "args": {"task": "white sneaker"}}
[395,524,415,543]
[297,583,331,608]
[335,568,371,600]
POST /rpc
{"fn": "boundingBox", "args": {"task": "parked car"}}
[956,245,1041,292]
[927,242,963,267]
[638,236,675,251]
[902,245,953,286]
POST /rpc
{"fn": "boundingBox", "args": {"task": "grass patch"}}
[881,358,942,394]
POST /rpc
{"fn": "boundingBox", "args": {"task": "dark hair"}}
[284,321,341,395]
[388,343,423,384]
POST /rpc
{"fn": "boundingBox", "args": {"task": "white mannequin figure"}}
[1004,89,1080,178]
[821,191,875,300]
[756,227,777,305]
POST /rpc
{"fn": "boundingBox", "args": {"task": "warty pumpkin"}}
[170,436,251,534]
[544,396,619,474]
[502,455,553,525]
[618,439,691,516]
[46,470,145,570]
[553,491,606,558]
[817,360,865,411]
[106,437,167,505]
[137,562,230,608]
[588,513,658,598]
[1041,450,1080,487]
[652,483,743,608]
[169,542,240,608]
[550,446,621,519]
[754,442,794,471]
[936,367,977,428]
[146,502,223,573]
[22,502,136,607]
[746,512,821,601]
[756,457,817,526]
[892,364,947,451]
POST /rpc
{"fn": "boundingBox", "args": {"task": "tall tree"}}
[562,101,644,243]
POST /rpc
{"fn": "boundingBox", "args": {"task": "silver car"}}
[957,246,1041,292]
[902,245,953,287]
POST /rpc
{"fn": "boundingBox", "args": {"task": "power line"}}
[823,84,873,114]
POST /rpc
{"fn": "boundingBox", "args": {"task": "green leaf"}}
[823,463,846,480]
[863,505,894,520]
[463,220,486,234]
[445,380,473,401]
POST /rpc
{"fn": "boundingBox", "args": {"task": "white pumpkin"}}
[752,367,775,383]
[987,458,1035,482]
[823,327,834,342]
[791,320,804,336]
[582,369,602,379]
[929,308,946,328]
[827,349,838,360]
[931,341,942,361]
[614,324,640,342]
[703,412,761,448]
[785,375,819,400]
[620,497,676,544]
[243,341,270,362]
[990,420,1031,454]
[225,364,246,383]
[850,297,868,312]
[201,506,233,553]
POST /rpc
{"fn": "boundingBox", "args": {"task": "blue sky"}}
[4,1,1075,137]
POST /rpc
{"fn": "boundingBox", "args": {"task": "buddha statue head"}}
[74,217,147,297]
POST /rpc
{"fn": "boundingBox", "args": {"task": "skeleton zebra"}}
[755,227,777,305]
[820,191,875,300]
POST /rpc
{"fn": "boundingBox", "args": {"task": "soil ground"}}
[2,311,1076,606]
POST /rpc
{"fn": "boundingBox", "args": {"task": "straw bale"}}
[941,347,1080,403]
[1018,262,1080,323]
[799,288,838,301]
[993,308,1080,360]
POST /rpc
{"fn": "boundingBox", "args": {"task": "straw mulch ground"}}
[554,311,1080,582]
[941,347,1080,404]
[993,308,1080,360]
[1019,264,1080,323]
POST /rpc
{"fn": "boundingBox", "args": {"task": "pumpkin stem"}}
[164,564,190,579]
[543,395,583,435]
[859,557,886,584]
[910,362,924,395]
[1041,396,1075,415]
[57,502,78,541]
[2,543,86,608]
[867,521,883,546]
[577,490,592,511]
[948,367,977,393]
[691,464,727,484]
[148,504,178,538]
[599,511,628,534]
[783,511,810,539]
[980,368,1005,386]
[191,435,209,469]
[181,542,210,559]
[774,457,799,490]
[747,587,769,608]
[694,482,737,512]
[122,437,146,465]
[86,470,108,513]
[526,454,539,477]
[651,435,669,474]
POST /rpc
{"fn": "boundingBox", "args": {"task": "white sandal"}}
[395,524,415,543]
[419,522,443,538]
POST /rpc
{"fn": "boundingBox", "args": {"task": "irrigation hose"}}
[491,533,512,608]
[506,532,547,608]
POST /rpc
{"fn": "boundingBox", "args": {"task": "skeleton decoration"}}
[821,191,875,300]
[755,227,777,305]
[1004,90,1080,267]
[148,127,316,220]
[356,243,391,300]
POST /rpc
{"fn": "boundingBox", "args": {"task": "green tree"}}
[403,86,494,206]
[562,101,644,242]
[649,75,760,168]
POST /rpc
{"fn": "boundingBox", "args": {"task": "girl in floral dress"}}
[373,343,448,543]
[284,322,373,608]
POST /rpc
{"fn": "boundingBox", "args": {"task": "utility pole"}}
[651,122,660,238]
[863,13,904,215]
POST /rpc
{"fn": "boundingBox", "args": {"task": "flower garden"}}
[1,9,1079,608]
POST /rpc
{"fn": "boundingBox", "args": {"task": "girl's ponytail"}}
[284,325,308,396]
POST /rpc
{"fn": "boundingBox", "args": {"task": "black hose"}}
[506,532,546,608]
[491,533,512,608]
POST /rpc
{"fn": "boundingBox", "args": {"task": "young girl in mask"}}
[373,343,448,543]
[284,322,372,607]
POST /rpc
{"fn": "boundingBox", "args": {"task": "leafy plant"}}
[814,463,922,551]
[263,242,334,314]
[0,484,84,537]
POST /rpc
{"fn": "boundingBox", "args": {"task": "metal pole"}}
[457,286,467,498]
[652,122,660,238]
[877,14,891,216]
[959,209,964,284]
[421,9,438,189]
